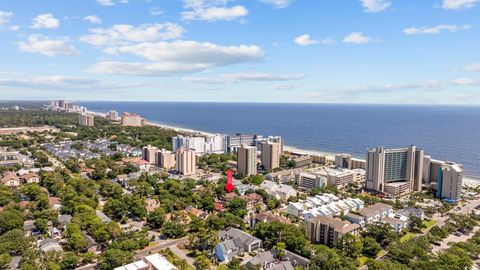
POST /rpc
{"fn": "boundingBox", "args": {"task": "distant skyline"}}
[0,0,479,104]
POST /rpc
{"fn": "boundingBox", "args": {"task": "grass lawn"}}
[423,219,438,230]
[358,256,369,266]
[160,249,195,270]
[400,232,417,242]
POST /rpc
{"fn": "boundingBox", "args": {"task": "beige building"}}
[107,110,119,121]
[237,144,257,177]
[306,215,360,246]
[176,148,196,176]
[296,172,326,190]
[366,145,424,197]
[439,162,463,201]
[142,145,158,165]
[261,141,280,172]
[156,149,176,170]
[121,112,146,127]
[78,113,94,126]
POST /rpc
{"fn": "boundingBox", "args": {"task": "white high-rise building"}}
[365,145,424,197]
[172,134,226,155]
[107,110,119,121]
[176,148,196,176]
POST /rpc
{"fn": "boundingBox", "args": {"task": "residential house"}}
[39,238,63,253]
[216,228,263,263]
[96,210,112,224]
[82,231,100,253]
[358,203,393,225]
[345,213,366,227]
[22,173,40,184]
[1,172,21,188]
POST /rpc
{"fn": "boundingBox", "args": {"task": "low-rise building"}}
[114,254,177,270]
[216,228,263,263]
[358,203,393,225]
[306,215,360,246]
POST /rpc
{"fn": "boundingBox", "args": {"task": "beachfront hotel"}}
[365,145,424,197]
[237,144,257,177]
[121,112,146,127]
[423,156,464,201]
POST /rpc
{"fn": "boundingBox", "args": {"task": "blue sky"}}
[0,0,479,104]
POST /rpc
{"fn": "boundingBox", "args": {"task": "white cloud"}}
[260,0,293,9]
[343,32,372,44]
[442,0,478,10]
[294,34,334,46]
[18,35,79,56]
[83,15,102,24]
[9,25,20,31]
[403,24,470,35]
[80,23,184,46]
[97,0,129,6]
[360,0,391,12]
[464,64,480,72]
[453,77,480,86]
[181,0,248,21]
[150,7,164,15]
[0,74,139,91]
[269,83,300,90]
[183,72,305,84]
[31,13,60,29]
[0,11,14,25]
[89,40,264,75]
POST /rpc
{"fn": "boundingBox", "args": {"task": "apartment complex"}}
[121,112,146,127]
[422,156,463,201]
[306,215,360,246]
[156,149,176,170]
[261,141,280,172]
[106,110,119,121]
[172,134,225,155]
[237,144,257,177]
[175,148,196,176]
[142,145,158,165]
[296,172,326,190]
[78,113,94,127]
[365,145,424,197]
[226,134,259,153]
[335,153,366,169]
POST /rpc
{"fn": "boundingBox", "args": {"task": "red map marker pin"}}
[225,169,234,193]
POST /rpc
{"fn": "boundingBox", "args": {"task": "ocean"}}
[78,102,480,179]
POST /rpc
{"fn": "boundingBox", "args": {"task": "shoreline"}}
[85,108,480,183]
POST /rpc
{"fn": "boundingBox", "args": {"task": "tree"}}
[193,255,211,270]
[407,215,425,233]
[362,222,398,248]
[276,242,286,259]
[227,198,247,218]
[310,245,356,270]
[162,222,186,239]
[60,252,79,270]
[97,249,132,270]
[0,229,27,256]
[146,208,166,229]
[34,218,48,234]
[103,198,128,221]
[362,237,381,258]
[335,233,362,258]
[0,210,24,234]
[0,253,12,269]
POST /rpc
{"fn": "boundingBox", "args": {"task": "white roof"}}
[144,254,178,270]
[114,260,148,270]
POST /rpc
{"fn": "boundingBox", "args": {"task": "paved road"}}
[134,237,189,259]
[432,226,480,253]
[170,245,196,268]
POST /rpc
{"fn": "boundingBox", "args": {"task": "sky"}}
[0,0,479,104]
